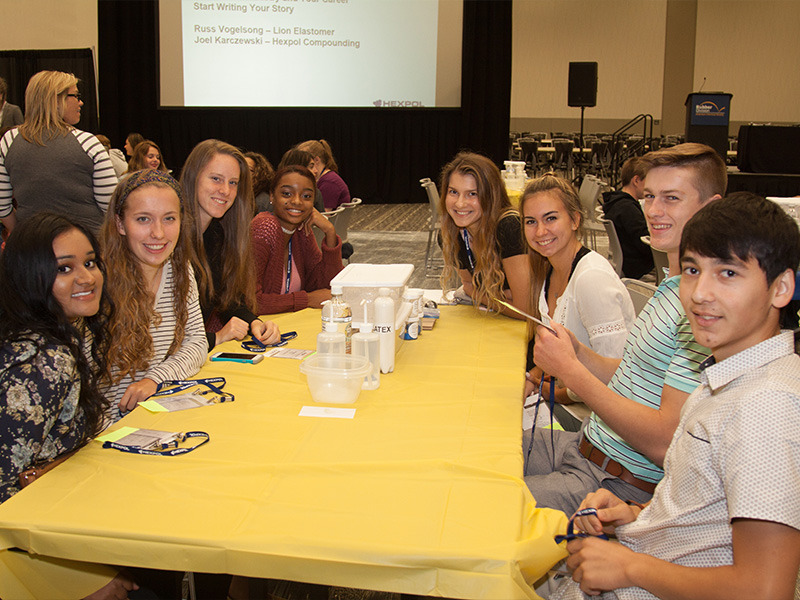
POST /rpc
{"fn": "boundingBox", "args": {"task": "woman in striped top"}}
[0,70,118,236]
[100,169,206,423]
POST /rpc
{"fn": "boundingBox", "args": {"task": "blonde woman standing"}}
[0,70,117,235]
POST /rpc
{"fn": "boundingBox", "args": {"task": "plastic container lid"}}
[330,263,414,288]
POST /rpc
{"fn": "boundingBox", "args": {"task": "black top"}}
[201,220,259,350]
[456,213,526,288]
[601,190,654,279]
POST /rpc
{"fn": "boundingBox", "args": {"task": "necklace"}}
[281,226,296,235]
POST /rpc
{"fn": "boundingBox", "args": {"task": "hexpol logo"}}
[372,99,425,107]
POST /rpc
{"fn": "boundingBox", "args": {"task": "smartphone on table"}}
[210,352,264,364]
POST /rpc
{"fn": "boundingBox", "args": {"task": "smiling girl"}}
[101,169,206,422]
[0,213,110,502]
[251,165,344,314]
[522,174,634,401]
[127,139,167,173]
[439,152,530,317]
[182,139,280,350]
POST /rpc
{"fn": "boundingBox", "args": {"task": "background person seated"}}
[600,156,654,279]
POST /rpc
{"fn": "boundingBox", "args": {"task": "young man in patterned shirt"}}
[552,192,800,600]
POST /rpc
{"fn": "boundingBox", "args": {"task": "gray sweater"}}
[0,128,118,234]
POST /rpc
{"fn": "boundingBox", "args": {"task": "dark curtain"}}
[0,49,99,134]
[97,0,511,204]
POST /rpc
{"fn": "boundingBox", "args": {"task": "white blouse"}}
[539,250,635,359]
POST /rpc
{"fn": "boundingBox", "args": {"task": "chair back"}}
[518,138,539,174]
[622,278,657,316]
[420,178,440,230]
[641,235,670,285]
[553,140,574,176]
[600,218,623,276]
[578,176,603,223]
[314,206,345,246]
[335,197,361,243]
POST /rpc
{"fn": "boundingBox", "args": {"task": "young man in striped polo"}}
[524,143,726,515]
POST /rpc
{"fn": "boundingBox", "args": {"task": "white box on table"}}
[330,263,414,330]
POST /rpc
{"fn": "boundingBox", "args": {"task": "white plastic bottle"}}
[373,287,395,373]
[322,285,352,353]
[351,300,380,389]
[400,289,419,340]
[409,288,425,336]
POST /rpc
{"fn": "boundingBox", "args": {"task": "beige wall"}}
[511,0,800,136]
[0,0,97,52]
[694,0,800,125]
[511,0,668,133]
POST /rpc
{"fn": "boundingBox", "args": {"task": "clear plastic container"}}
[300,353,371,404]
[352,329,380,390]
[317,330,346,355]
[321,286,352,353]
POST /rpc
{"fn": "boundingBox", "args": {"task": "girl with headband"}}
[101,169,206,422]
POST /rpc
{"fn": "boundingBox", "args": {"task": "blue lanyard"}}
[554,507,610,544]
[285,237,293,294]
[524,372,557,473]
[241,331,298,352]
[103,431,210,456]
[151,378,232,401]
[461,229,475,271]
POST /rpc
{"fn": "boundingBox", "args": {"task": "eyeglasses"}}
[66,93,82,101]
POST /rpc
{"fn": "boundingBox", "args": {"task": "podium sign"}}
[688,94,732,126]
[685,92,733,159]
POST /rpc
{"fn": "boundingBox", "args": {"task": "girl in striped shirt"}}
[100,169,207,423]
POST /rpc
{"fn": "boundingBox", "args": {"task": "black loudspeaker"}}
[568,62,598,107]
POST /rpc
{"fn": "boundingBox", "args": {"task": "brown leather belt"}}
[579,437,657,495]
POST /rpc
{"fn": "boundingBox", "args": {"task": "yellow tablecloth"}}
[0,307,566,599]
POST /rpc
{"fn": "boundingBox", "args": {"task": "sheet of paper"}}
[299,406,356,419]
[266,348,315,360]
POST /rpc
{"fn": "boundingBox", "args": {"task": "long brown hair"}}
[438,152,517,312]
[101,170,193,383]
[127,140,167,173]
[297,139,338,172]
[180,139,257,315]
[520,174,584,338]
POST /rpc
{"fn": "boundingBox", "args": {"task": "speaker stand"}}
[575,106,586,182]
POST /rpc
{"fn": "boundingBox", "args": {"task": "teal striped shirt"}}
[583,275,709,483]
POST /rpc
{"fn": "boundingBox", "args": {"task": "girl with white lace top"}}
[522,174,635,403]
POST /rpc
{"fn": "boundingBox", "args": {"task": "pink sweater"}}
[251,212,344,314]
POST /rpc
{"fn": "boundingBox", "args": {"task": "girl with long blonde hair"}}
[181,139,280,350]
[439,151,530,317]
[101,169,206,422]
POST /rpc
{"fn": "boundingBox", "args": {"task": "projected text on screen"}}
[180,0,440,108]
